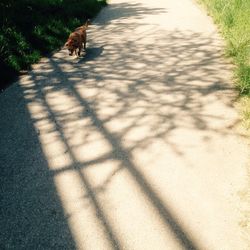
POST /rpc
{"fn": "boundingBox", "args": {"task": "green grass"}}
[198,0,250,127]
[0,0,107,90]
[198,3,250,241]
[199,0,250,94]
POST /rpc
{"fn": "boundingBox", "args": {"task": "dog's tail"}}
[84,19,91,28]
[75,19,91,32]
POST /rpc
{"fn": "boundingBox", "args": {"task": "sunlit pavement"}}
[0,0,249,249]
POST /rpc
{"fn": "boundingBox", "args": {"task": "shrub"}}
[0,0,107,90]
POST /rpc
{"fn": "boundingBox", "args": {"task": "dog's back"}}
[75,19,91,32]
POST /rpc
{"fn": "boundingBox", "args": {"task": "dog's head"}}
[65,40,75,56]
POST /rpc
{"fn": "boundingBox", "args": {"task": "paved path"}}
[0,0,249,249]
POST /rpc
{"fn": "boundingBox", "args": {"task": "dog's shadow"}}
[77,46,104,63]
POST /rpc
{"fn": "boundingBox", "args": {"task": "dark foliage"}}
[0,0,107,90]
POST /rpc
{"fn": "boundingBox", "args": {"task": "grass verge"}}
[197,1,250,246]
[0,0,107,91]
[198,0,250,128]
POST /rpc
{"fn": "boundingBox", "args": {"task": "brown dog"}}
[65,19,91,56]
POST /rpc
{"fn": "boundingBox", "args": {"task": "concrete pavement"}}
[0,0,249,249]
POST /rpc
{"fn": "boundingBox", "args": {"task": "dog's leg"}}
[78,44,83,56]
[83,34,86,51]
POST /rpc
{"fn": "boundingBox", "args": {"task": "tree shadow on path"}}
[0,1,243,249]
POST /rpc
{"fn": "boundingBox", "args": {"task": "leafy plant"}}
[0,0,107,90]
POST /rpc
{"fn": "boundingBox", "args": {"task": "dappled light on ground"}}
[0,0,248,249]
